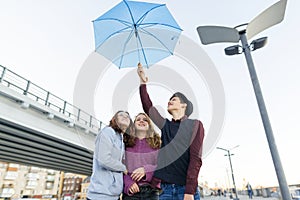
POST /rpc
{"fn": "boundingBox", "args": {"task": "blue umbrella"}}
[93,0,182,68]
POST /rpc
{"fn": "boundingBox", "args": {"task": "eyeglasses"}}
[117,112,130,118]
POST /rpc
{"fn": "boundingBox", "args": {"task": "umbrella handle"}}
[137,63,148,83]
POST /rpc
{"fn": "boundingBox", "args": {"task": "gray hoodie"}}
[87,126,126,200]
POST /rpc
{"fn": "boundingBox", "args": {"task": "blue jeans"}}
[159,183,200,200]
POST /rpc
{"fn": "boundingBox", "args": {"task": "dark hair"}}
[169,92,193,117]
[124,113,161,149]
[109,111,132,134]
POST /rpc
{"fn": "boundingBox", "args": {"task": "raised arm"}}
[137,63,165,129]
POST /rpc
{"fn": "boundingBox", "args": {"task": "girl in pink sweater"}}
[123,113,161,200]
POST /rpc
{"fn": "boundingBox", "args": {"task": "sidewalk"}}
[203,194,279,200]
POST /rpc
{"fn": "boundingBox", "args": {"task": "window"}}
[1,188,15,197]
[46,175,55,181]
[8,163,19,168]
[45,182,54,190]
[26,173,39,180]
[26,180,38,189]
[30,166,40,172]
[4,171,18,180]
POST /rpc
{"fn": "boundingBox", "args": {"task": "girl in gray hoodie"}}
[87,111,132,200]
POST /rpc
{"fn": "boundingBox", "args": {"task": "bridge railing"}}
[0,64,104,133]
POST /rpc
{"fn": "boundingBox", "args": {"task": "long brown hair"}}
[124,113,161,149]
[109,111,132,134]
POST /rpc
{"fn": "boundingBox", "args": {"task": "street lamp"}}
[197,1,291,200]
[224,36,268,56]
[217,146,239,200]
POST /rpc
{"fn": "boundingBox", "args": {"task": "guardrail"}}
[0,64,104,133]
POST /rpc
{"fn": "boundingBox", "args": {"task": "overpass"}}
[0,65,104,175]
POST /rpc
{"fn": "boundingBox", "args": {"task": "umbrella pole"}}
[134,29,142,67]
[135,37,141,64]
[135,31,149,68]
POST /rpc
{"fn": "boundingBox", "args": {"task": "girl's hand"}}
[131,166,145,181]
[129,183,140,194]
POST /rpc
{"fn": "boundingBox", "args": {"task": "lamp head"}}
[250,37,268,51]
[224,45,243,56]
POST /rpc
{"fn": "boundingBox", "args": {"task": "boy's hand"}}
[137,63,148,84]
[184,194,194,200]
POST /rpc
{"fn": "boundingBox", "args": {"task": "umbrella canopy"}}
[93,0,182,68]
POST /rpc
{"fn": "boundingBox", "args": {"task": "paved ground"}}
[203,194,279,200]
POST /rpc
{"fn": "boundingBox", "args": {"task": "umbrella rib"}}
[136,4,165,25]
[123,0,137,24]
[135,32,149,68]
[139,22,182,31]
[94,18,132,27]
[119,29,136,68]
[139,27,174,55]
[136,4,182,31]
[95,26,132,50]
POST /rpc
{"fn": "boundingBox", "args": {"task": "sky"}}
[0,0,300,190]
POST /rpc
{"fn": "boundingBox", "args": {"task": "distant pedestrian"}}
[217,189,221,196]
[246,182,253,199]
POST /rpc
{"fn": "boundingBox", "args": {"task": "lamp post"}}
[196,1,291,200]
[226,168,231,192]
[217,146,239,200]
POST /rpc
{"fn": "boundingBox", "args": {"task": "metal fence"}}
[0,64,104,132]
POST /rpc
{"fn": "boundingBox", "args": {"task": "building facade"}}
[0,162,87,199]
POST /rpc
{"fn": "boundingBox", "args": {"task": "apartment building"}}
[61,174,85,200]
[0,162,60,198]
[0,162,89,199]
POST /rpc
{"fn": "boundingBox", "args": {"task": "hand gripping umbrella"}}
[93,0,182,68]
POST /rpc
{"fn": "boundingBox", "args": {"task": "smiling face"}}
[134,113,149,132]
[124,113,161,148]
